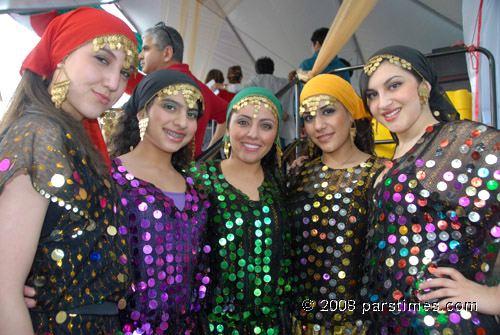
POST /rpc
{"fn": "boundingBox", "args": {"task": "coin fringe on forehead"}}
[145,83,204,110]
[300,94,338,117]
[363,54,425,81]
[231,95,279,120]
[92,34,139,72]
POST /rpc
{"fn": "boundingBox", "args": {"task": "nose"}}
[138,50,144,60]
[247,122,259,139]
[174,111,188,129]
[377,90,392,109]
[104,67,121,92]
[313,114,326,132]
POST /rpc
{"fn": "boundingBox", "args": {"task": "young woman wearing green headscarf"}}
[189,87,292,334]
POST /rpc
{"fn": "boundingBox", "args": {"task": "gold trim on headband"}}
[363,54,425,80]
[231,95,279,120]
[299,94,337,117]
[93,34,139,71]
[145,83,204,110]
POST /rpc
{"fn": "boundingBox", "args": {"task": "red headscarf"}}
[21,7,139,168]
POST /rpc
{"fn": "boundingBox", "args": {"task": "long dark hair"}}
[1,70,109,176]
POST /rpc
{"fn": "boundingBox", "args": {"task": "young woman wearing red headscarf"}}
[0,7,138,334]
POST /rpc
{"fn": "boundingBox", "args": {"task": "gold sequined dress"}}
[360,120,500,334]
[189,160,292,335]
[0,114,131,334]
[288,156,385,335]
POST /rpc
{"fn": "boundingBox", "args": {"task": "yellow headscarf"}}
[299,74,370,120]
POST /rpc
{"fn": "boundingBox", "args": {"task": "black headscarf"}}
[125,68,204,118]
[359,45,458,122]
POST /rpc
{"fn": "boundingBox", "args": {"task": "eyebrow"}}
[99,47,117,60]
[159,97,182,106]
[367,75,403,91]
[236,114,277,124]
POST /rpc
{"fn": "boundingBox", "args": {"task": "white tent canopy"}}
[116,0,463,89]
[1,0,464,88]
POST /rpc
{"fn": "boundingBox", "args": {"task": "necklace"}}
[322,142,357,169]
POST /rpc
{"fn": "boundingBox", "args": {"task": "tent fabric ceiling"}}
[116,0,463,88]
[1,0,464,89]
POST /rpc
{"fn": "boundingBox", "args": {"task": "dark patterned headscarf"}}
[359,45,458,122]
[125,69,203,117]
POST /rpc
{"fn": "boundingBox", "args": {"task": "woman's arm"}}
[0,173,49,334]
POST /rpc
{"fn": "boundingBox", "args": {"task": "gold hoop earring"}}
[224,136,231,158]
[139,117,149,141]
[418,84,430,108]
[308,139,315,157]
[51,65,70,109]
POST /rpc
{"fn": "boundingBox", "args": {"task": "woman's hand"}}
[287,155,308,173]
[418,267,500,315]
[24,286,36,308]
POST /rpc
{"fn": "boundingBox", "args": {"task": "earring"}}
[191,139,196,161]
[224,136,231,158]
[139,117,149,141]
[51,65,70,109]
[276,143,283,168]
[308,139,315,157]
[418,84,430,108]
[350,122,357,143]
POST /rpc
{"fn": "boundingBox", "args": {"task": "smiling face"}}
[227,103,278,165]
[303,98,352,154]
[142,92,198,154]
[50,42,133,120]
[365,61,433,136]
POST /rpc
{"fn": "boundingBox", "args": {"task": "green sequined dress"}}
[0,114,131,334]
[189,160,292,335]
[288,156,385,335]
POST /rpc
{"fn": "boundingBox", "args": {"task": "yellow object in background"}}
[373,119,395,158]
[446,90,472,120]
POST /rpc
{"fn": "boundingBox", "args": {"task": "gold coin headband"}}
[231,95,279,120]
[146,83,204,110]
[364,54,425,81]
[299,94,338,117]
[93,34,139,72]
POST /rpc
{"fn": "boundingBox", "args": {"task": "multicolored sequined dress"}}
[0,114,131,334]
[189,160,292,335]
[288,156,385,335]
[111,158,210,335]
[360,121,500,334]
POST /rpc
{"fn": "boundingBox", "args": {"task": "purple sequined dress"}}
[360,121,500,334]
[112,158,211,335]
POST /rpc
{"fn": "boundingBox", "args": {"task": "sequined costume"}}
[111,158,210,334]
[289,156,384,335]
[360,120,500,334]
[0,114,130,334]
[189,160,292,335]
